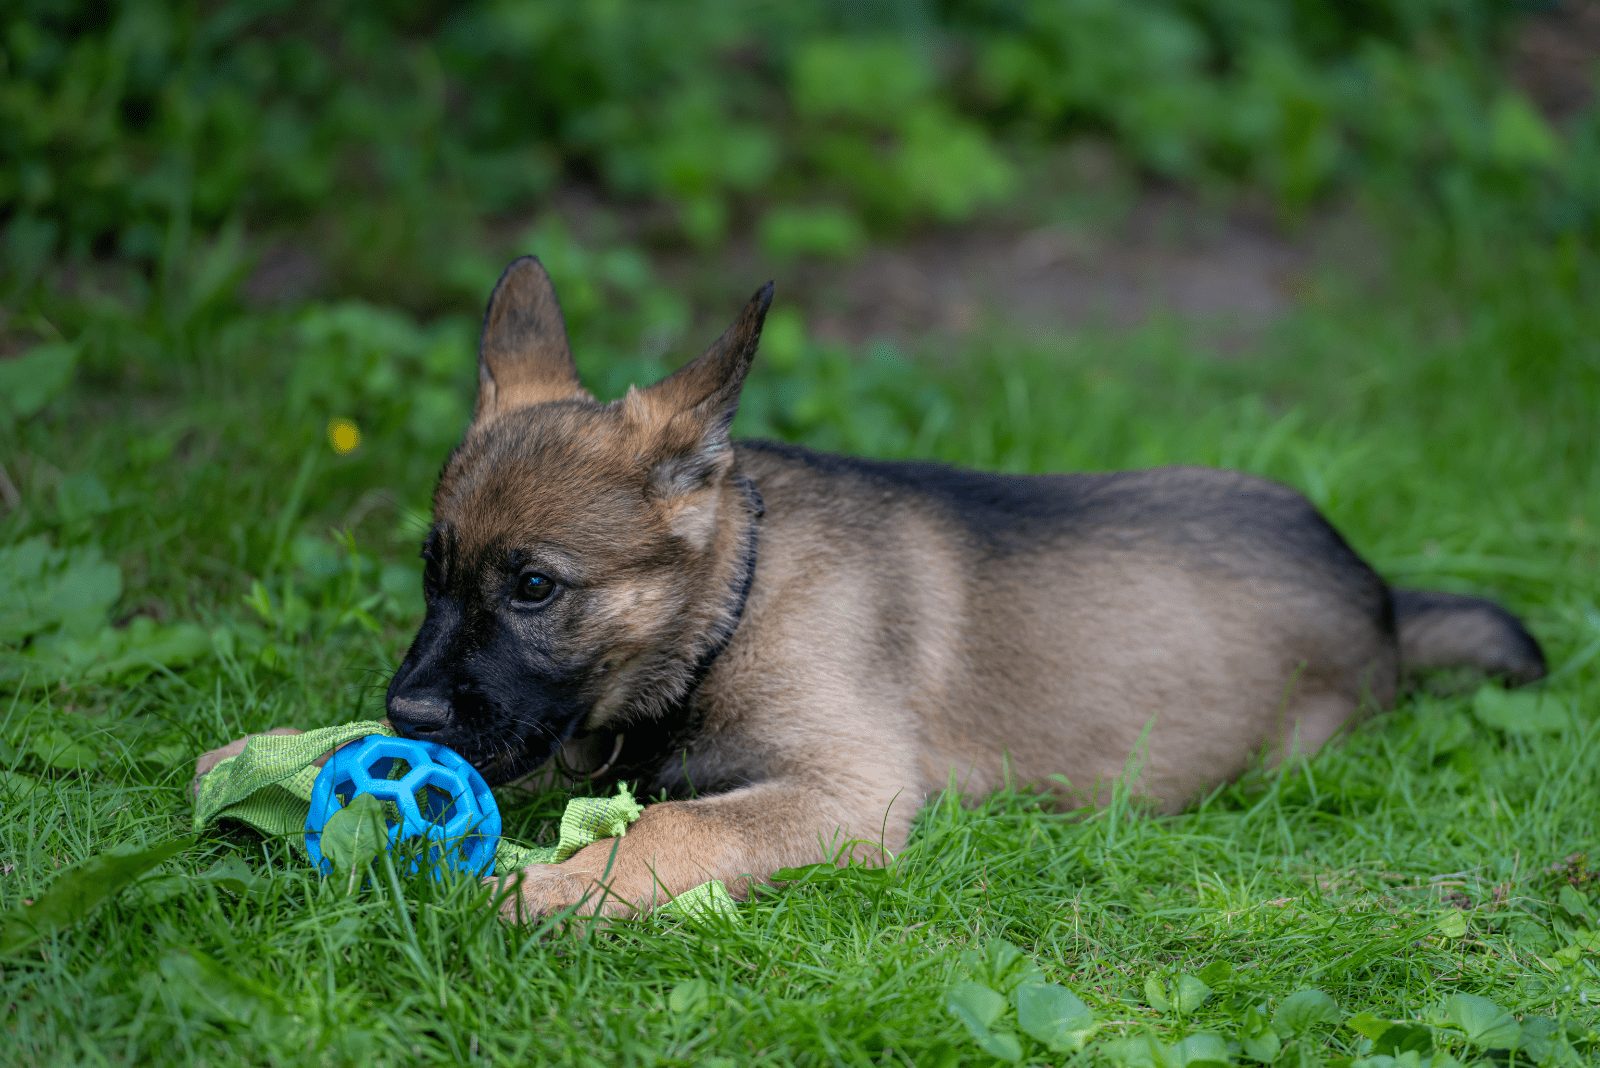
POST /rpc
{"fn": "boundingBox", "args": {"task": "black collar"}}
[554,475,763,784]
[683,474,764,693]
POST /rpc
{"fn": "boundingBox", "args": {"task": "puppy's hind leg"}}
[1271,690,1363,764]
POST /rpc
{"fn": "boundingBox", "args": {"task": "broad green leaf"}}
[668,978,711,1015]
[0,342,77,427]
[946,981,1006,1031]
[158,948,288,1028]
[1175,974,1212,1013]
[134,741,192,769]
[1502,917,1555,955]
[759,204,867,262]
[1274,989,1340,1034]
[946,981,1021,1060]
[1489,93,1560,167]
[38,553,122,640]
[1103,1034,1169,1068]
[1241,1024,1281,1063]
[0,537,51,589]
[960,938,1042,993]
[54,472,114,523]
[1373,1023,1432,1056]
[1014,982,1095,1052]
[1197,960,1235,986]
[1171,1032,1229,1066]
[36,618,214,683]
[1242,1005,1282,1062]
[1557,884,1593,923]
[320,793,390,876]
[125,872,191,905]
[194,856,272,896]
[1145,973,1212,1014]
[0,837,193,951]
[1552,928,1600,965]
[28,728,101,771]
[0,537,122,644]
[0,769,41,798]
[1516,1016,1565,1063]
[792,39,935,122]
[973,1029,1022,1061]
[1472,688,1569,734]
[1444,994,1520,1049]
[1436,911,1468,938]
[895,107,1015,220]
[978,938,1024,980]
[1346,1013,1393,1041]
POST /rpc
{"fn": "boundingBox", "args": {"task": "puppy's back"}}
[734,440,1397,807]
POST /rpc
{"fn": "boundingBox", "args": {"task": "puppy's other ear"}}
[627,282,774,495]
[477,256,589,418]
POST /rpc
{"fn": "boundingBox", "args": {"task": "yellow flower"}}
[327,418,362,455]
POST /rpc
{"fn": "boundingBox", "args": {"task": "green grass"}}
[2,225,1598,1066]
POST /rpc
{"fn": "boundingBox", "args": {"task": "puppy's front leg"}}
[496,778,915,920]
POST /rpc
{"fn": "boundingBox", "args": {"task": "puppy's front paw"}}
[490,856,660,922]
[491,865,616,922]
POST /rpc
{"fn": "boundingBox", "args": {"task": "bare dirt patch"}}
[1511,1,1600,122]
[782,199,1315,353]
[244,182,1350,358]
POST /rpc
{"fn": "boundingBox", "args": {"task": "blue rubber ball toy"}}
[305,735,501,877]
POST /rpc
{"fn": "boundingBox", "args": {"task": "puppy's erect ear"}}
[626,282,774,495]
[476,256,589,418]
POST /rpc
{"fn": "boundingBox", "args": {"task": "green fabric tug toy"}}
[193,720,735,920]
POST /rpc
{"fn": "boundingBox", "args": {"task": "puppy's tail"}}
[1393,588,1546,686]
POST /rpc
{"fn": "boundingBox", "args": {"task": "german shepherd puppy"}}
[197,256,1545,918]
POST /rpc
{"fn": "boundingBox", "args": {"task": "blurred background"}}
[0,1,1595,701]
[6,1,1597,330]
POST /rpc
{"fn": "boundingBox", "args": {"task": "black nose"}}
[387,693,453,737]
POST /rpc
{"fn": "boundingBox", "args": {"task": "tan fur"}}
[476,258,593,415]
[197,259,1542,921]
[496,456,1393,918]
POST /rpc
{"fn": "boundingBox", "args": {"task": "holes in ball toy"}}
[367,756,413,782]
[415,782,458,825]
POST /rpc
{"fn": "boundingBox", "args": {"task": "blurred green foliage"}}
[3,0,1593,306]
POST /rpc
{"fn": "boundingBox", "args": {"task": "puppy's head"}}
[385,257,771,783]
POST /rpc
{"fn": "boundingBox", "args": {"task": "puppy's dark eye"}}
[513,571,557,605]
